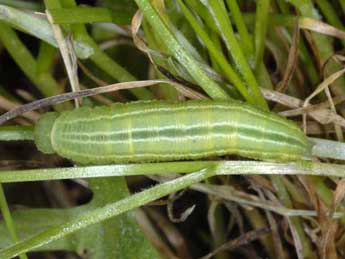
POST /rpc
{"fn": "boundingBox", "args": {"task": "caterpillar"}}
[33,100,312,164]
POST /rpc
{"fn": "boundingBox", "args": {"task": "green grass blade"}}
[0,185,28,259]
[254,0,270,70]
[176,0,253,103]
[314,0,345,46]
[0,5,93,59]
[134,0,230,100]
[0,169,214,258]
[0,126,34,141]
[36,42,57,74]
[1,159,345,183]
[89,49,154,100]
[205,0,268,108]
[0,0,42,10]
[288,0,345,97]
[226,0,254,55]
[49,6,132,25]
[0,22,71,111]
[44,0,154,100]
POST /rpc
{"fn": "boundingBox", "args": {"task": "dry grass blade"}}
[0,80,206,125]
[77,60,108,86]
[303,68,345,132]
[46,10,81,107]
[276,19,300,93]
[287,217,304,259]
[261,88,345,128]
[280,96,345,117]
[131,10,168,63]
[200,228,271,259]
[298,122,335,135]
[0,95,40,123]
[77,60,128,102]
[319,200,339,259]
[167,190,195,223]
[321,222,338,259]
[15,90,35,102]
[300,17,345,40]
[324,86,343,141]
[156,66,208,99]
[256,188,287,259]
[99,38,134,50]
[131,10,207,101]
[330,179,345,217]
[303,68,345,111]
[322,56,345,141]
[136,209,182,259]
[303,29,323,72]
[190,183,334,217]
[79,84,114,105]
[207,200,227,257]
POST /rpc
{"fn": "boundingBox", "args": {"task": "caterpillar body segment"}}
[34,100,312,164]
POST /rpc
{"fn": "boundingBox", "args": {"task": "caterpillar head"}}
[34,112,59,154]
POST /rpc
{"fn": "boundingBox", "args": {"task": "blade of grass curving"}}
[204,0,268,109]
[0,168,215,258]
[134,0,230,100]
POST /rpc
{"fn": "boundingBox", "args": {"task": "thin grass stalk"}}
[205,0,268,109]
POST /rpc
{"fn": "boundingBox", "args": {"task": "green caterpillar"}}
[34,100,312,164]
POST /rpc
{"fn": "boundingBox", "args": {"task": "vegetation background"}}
[0,0,345,258]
